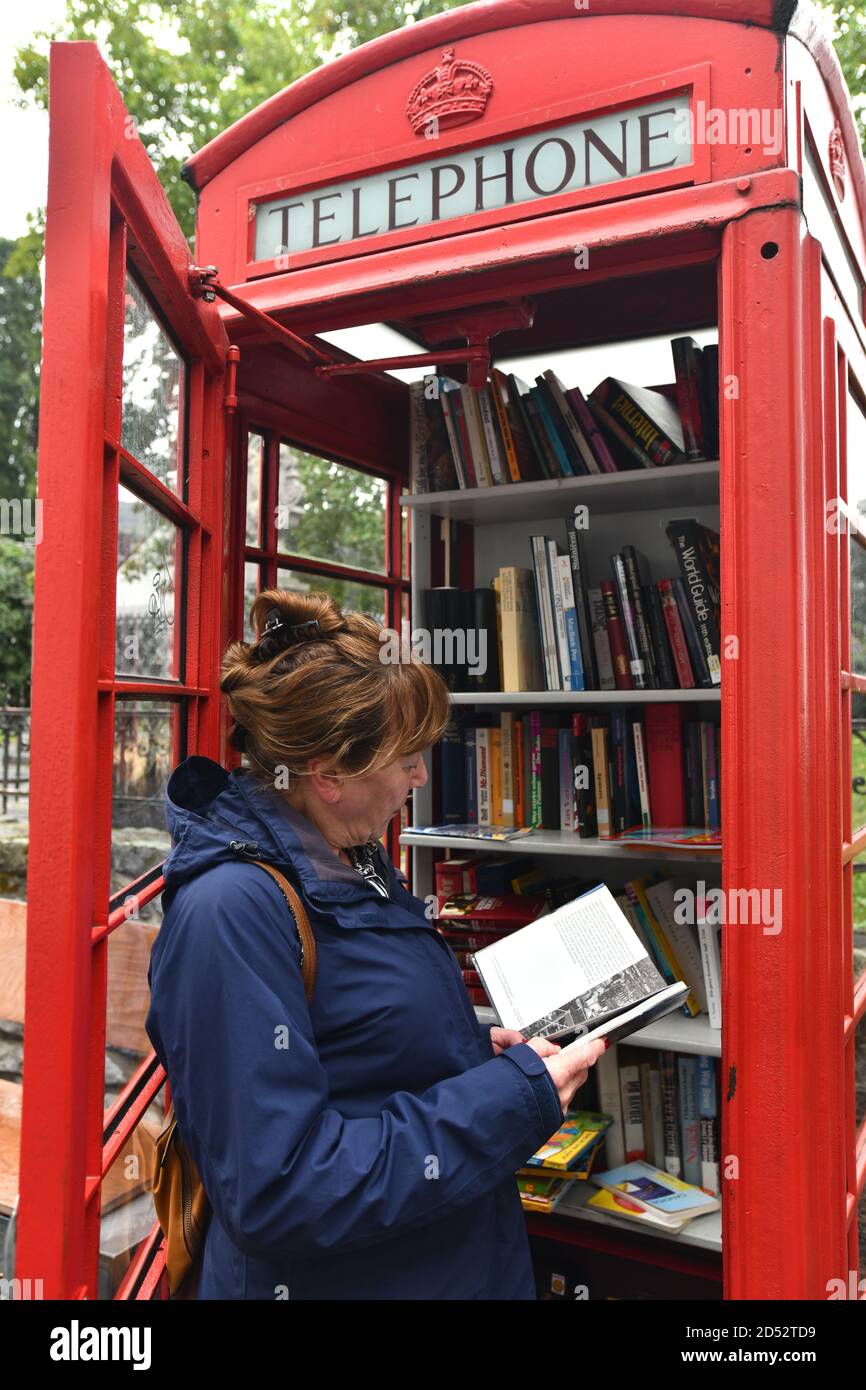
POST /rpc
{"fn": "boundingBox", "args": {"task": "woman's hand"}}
[489,1026,559,1056]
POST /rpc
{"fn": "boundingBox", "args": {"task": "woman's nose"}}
[411,758,428,788]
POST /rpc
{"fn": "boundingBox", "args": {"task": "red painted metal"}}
[20,0,866,1301]
[17,41,229,1299]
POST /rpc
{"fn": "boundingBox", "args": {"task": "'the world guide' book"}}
[471,882,689,1044]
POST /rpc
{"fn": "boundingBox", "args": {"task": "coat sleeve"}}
[145,863,562,1262]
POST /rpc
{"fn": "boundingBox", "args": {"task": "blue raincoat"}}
[145,755,564,1300]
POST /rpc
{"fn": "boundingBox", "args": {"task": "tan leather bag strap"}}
[250,860,318,1002]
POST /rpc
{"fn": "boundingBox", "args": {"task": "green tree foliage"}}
[0,539,34,703]
[823,2,866,155]
[12,0,471,245]
[0,238,40,501]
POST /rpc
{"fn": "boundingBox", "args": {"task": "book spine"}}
[591,723,611,838]
[489,371,523,482]
[588,397,654,470]
[619,1062,646,1162]
[501,711,515,827]
[539,716,560,830]
[530,535,559,690]
[464,725,477,823]
[672,576,712,686]
[600,581,634,691]
[439,386,468,488]
[660,1051,683,1178]
[409,380,430,494]
[448,388,477,486]
[514,717,525,827]
[566,526,599,689]
[597,1044,626,1169]
[531,383,576,476]
[567,384,619,472]
[656,579,693,688]
[645,702,686,826]
[632,720,651,828]
[671,336,707,460]
[489,728,502,824]
[476,727,491,825]
[698,1054,721,1196]
[703,721,720,831]
[596,381,688,467]
[611,554,647,689]
[558,728,574,832]
[461,384,493,486]
[547,542,573,690]
[666,519,721,685]
[478,384,508,484]
[571,715,597,837]
[622,546,658,688]
[530,709,543,828]
[697,911,723,1029]
[588,587,617,690]
[525,390,564,477]
[645,580,677,689]
[677,1055,702,1187]
[543,370,600,473]
[557,552,585,690]
[440,711,467,823]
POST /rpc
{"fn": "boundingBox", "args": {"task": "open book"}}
[471,882,689,1047]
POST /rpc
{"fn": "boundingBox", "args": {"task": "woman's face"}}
[329,748,429,846]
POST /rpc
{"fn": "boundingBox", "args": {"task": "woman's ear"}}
[308,761,344,805]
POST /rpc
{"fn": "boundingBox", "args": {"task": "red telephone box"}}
[13,0,866,1301]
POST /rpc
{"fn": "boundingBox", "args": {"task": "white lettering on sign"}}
[254,92,692,261]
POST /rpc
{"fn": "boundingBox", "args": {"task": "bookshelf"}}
[402,323,723,1269]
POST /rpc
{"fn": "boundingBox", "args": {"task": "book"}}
[470,881,689,1043]
[589,378,689,468]
[410,823,534,840]
[590,1160,720,1225]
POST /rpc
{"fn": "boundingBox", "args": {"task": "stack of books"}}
[421,516,721,695]
[409,336,719,493]
[431,701,720,839]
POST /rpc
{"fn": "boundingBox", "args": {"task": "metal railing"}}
[0,708,29,817]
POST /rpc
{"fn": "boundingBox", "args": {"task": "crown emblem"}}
[406,47,494,136]
[829,122,846,201]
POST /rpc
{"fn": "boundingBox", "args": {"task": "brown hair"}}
[220,589,452,789]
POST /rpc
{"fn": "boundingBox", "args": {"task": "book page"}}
[473,883,658,1034]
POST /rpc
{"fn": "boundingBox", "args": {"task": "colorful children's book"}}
[591,1159,720,1227]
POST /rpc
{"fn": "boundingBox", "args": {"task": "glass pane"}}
[121,273,184,492]
[99,1077,166,1301]
[116,488,182,681]
[246,431,264,547]
[111,701,181,890]
[243,562,261,642]
[853,725,866,848]
[276,443,387,574]
[276,567,386,625]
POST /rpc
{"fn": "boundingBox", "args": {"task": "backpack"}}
[152,860,318,1299]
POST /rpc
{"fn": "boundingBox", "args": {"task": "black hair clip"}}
[254,610,322,664]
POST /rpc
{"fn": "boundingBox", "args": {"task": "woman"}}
[145,590,606,1300]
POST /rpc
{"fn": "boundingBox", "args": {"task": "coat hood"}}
[162,754,389,904]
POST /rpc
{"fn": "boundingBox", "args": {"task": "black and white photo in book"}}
[471,882,689,1042]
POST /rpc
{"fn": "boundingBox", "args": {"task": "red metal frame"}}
[17,42,229,1299]
[17,0,866,1300]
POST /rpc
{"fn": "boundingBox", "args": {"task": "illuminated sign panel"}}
[253,91,692,261]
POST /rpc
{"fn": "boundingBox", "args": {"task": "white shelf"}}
[402,459,719,524]
[473,1005,721,1057]
[450,689,720,705]
[401,828,721,864]
[551,1179,722,1253]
